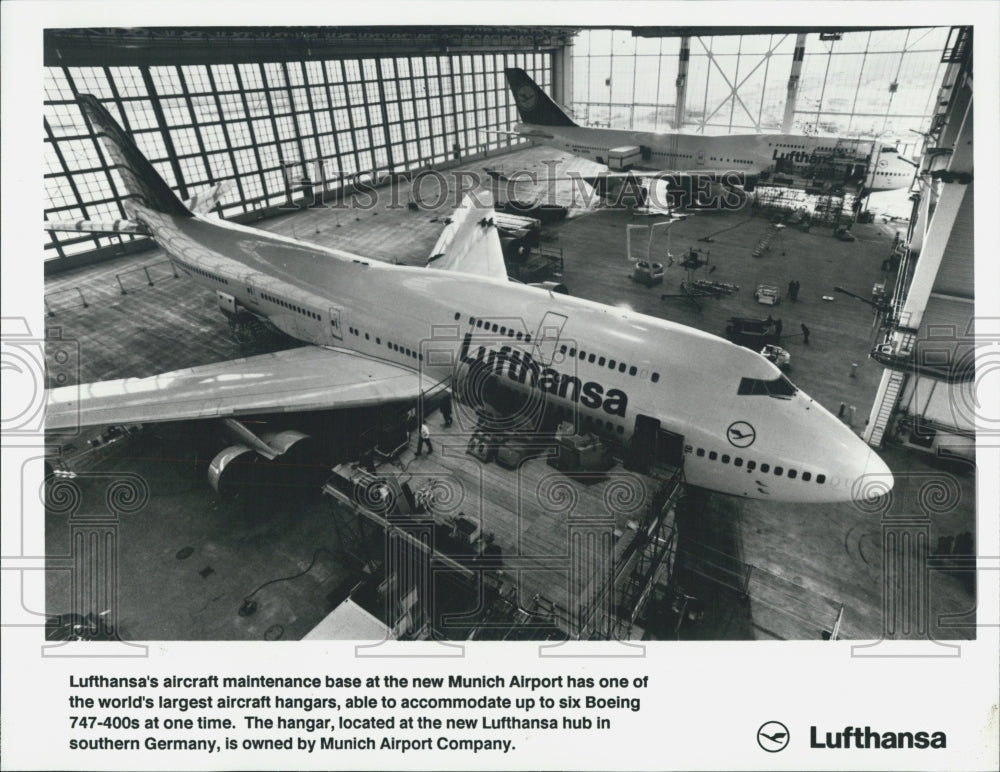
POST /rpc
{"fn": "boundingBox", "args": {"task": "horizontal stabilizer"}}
[43,218,150,235]
[426,191,508,280]
[183,181,233,214]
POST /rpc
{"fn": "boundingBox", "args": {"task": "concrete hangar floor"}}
[43,144,976,642]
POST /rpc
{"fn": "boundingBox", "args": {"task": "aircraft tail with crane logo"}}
[504,68,577,127]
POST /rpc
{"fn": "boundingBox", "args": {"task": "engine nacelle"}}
[208,444,259,499]
[208,430,321,503]
[259,430,320,485]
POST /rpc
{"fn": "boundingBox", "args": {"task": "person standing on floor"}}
[774,318,783,341]
[801,323,810,345]
[440,392,453,427]
[416,421,433,456]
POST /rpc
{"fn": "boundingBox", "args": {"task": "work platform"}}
[322,418,682,641]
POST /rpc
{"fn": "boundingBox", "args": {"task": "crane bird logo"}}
[727,421,757,448]
[757,721,790,752]
[515,85,538,112]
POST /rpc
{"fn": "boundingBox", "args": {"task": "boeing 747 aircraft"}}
[44,94,893,503]
[503,68,915,196]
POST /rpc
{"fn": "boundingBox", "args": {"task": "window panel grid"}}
[44,50,549,258]
[573,28,947,137]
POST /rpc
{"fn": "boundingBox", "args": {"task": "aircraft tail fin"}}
[504,68,577,127]
[77,94,191,217]
[426,190,507,280]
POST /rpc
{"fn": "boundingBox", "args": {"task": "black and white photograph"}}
[2,2,998,770]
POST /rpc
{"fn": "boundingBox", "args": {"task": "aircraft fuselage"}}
[515,122,913,192]
[132,202,891,503]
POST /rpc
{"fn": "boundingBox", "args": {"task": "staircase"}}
[752,222,781,258]
[867,369,906,448]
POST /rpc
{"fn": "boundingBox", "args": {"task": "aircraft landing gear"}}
[229,313,270,349]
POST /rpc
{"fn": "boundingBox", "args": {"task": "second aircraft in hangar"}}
[501,67,916,198]
[45,94,893,504]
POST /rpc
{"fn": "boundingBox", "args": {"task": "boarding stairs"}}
[866,369,906,448]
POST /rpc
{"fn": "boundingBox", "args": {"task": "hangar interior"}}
[40,26,976,643]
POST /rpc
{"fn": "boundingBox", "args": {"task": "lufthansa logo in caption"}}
[757,720,790,752]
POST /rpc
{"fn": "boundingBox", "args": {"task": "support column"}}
[938,71,972,151]
[781,33,807,133]
[899,96,973,331]
[552,42,574,112]
[907,177,933,256]
[674,36,689,128]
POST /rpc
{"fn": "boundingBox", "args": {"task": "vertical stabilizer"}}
[426,191,508,280]
[77,94,191,217]
[504,68,577,127]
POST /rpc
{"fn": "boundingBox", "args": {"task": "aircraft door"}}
[534,311,568,366]
[328,307,343,342]
[626,414,685,472]
[245,275,260,306]
[656,429,685,468]
[626,415,660,473]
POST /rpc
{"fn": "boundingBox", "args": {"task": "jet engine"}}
[207,444,260,501]
[207,426,322,503]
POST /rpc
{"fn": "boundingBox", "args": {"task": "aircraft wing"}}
[46,346,439,432]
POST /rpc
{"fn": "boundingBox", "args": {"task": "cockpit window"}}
[737,375,797,399]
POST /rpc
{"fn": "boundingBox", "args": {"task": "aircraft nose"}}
[851,447,895,503]
[801,398,895,503]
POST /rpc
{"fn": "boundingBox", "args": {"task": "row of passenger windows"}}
[387,339,423,361]
[455,312,533,344]
[558,343,660,383]
[341,321,423,363]
[188,264,229,285]
[692,446,826,484]
[551,404,626,435]
[709,157,752,165]
[451,312,660,384]
[259,291,320,320]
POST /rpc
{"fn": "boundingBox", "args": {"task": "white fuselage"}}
[132,203,892,504]
[515,122,914,192]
